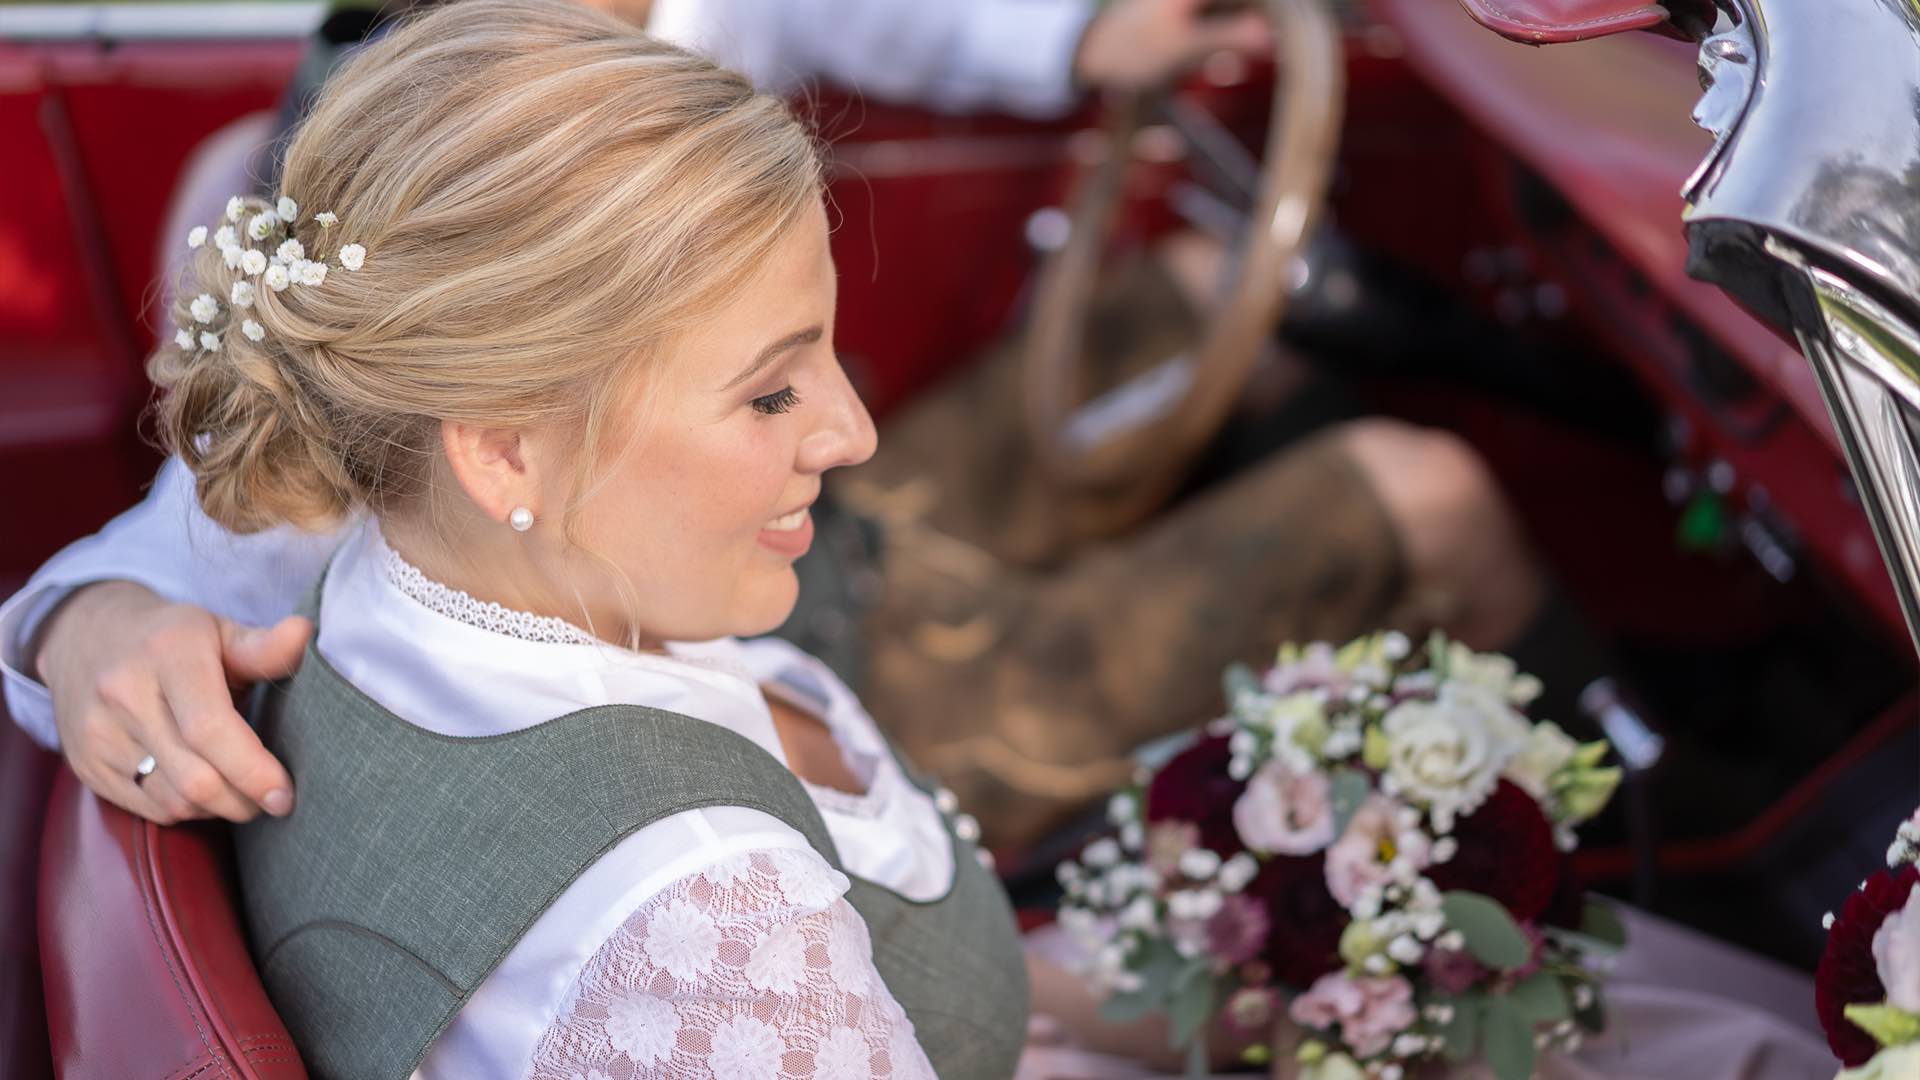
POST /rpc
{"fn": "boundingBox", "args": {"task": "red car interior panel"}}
[39,770,306,1079]
[1454,0,1671,43]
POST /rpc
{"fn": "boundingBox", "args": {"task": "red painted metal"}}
[1455,0,1671,43]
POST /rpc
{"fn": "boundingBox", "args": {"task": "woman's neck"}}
[376,515,659,651]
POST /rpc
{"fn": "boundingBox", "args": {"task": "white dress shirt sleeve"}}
[649,0,1097,119]
[0,456,347,749]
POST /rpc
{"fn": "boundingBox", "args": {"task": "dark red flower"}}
[1248,852,1347,988]
[1145,733,1249,855]
[1540,855,1586,931]
[1817,863,1920,1066]
[1428,780,1558,921]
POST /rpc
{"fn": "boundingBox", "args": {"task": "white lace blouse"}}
[307,522,951,1079]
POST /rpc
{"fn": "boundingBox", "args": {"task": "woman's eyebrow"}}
[721,325,822,390]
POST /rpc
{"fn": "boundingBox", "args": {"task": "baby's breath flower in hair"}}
[222,246,246,270]
[225,196,245,223]
[277,238,305,263]
[314,212,338,229]
[276,196,298,222]
[295,259,328,286]
[338,243,366,272]
[247,211,279,242]
[214,225,238,250]
[241,318,266,342]
[199,331,221,352]
[264,264,291,292]
[190,293,219,323]
[174,328,194,350]
[230,280,256,309]
[241,249,268,276]
[187,226,207,249]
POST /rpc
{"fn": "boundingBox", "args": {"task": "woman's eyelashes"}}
[750,386,801,415]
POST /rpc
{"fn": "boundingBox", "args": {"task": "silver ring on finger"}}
[134,754,158,784]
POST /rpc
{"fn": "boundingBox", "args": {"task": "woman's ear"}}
[441,420,537,527]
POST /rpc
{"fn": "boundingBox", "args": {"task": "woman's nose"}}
[797,354,877,474]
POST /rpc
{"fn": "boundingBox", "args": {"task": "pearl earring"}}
[509,507,534,532]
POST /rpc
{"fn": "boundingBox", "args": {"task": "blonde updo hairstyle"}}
[150,0,824,538]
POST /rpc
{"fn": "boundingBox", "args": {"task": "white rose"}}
[1872,883,1920,1013]
[1503,720,1579,800]
[339,243,366,272]
[1380,683,1528,830]
[1446,642,1542,706]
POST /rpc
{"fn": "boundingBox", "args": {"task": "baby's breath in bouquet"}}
[1056,632,1626,1079]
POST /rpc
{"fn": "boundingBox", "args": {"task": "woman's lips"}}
[757,506,814,558]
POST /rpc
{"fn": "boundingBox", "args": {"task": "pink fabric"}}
[527,848,936,1079]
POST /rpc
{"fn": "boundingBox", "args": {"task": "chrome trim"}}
[0,3,325,42]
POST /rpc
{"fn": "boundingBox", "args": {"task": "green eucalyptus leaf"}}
[1098,940,1185,1024]
[1481,997,1538,1080]
[1581,900,1629,948]
[1168,971,1220,1051]
[1328,767,1371,837]
[1506,972,1571,1024]
[1224,662,1261,708]
[1438,993,1483,1064]
[1441,891,1532,970]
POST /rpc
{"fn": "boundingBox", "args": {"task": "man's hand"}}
[33,581,309,824]
[1074,0,1273,94]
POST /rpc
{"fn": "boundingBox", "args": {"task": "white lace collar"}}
[380,538,599,646]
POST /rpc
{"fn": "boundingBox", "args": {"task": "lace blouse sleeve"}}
[527,846,937,1079]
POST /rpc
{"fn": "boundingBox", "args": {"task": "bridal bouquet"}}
[1816,807,1920,1079]
[1056,632,1626,1079]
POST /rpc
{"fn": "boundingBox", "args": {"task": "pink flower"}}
[1324,795,1431,909]
[1234,761,1336,855]
[1872,881,1920,1013]
[1288,971,1417,1058]
[1424,945,1487,994]
[1145,821,1202,879]
[1207,893,1272,968]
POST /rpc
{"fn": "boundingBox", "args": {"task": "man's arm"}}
[650,0,1270,120]
[1,457,343,822]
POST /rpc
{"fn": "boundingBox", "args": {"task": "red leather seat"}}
[38,768,307,1079]
[0,717,56,1080]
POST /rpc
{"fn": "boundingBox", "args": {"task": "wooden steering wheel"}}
[1019,0,1345,533]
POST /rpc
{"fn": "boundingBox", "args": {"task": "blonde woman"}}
[89,1,1066,1074]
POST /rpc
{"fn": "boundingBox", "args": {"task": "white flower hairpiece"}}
[172,194,366,355]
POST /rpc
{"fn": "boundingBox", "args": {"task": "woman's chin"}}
[731,566,802,639]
